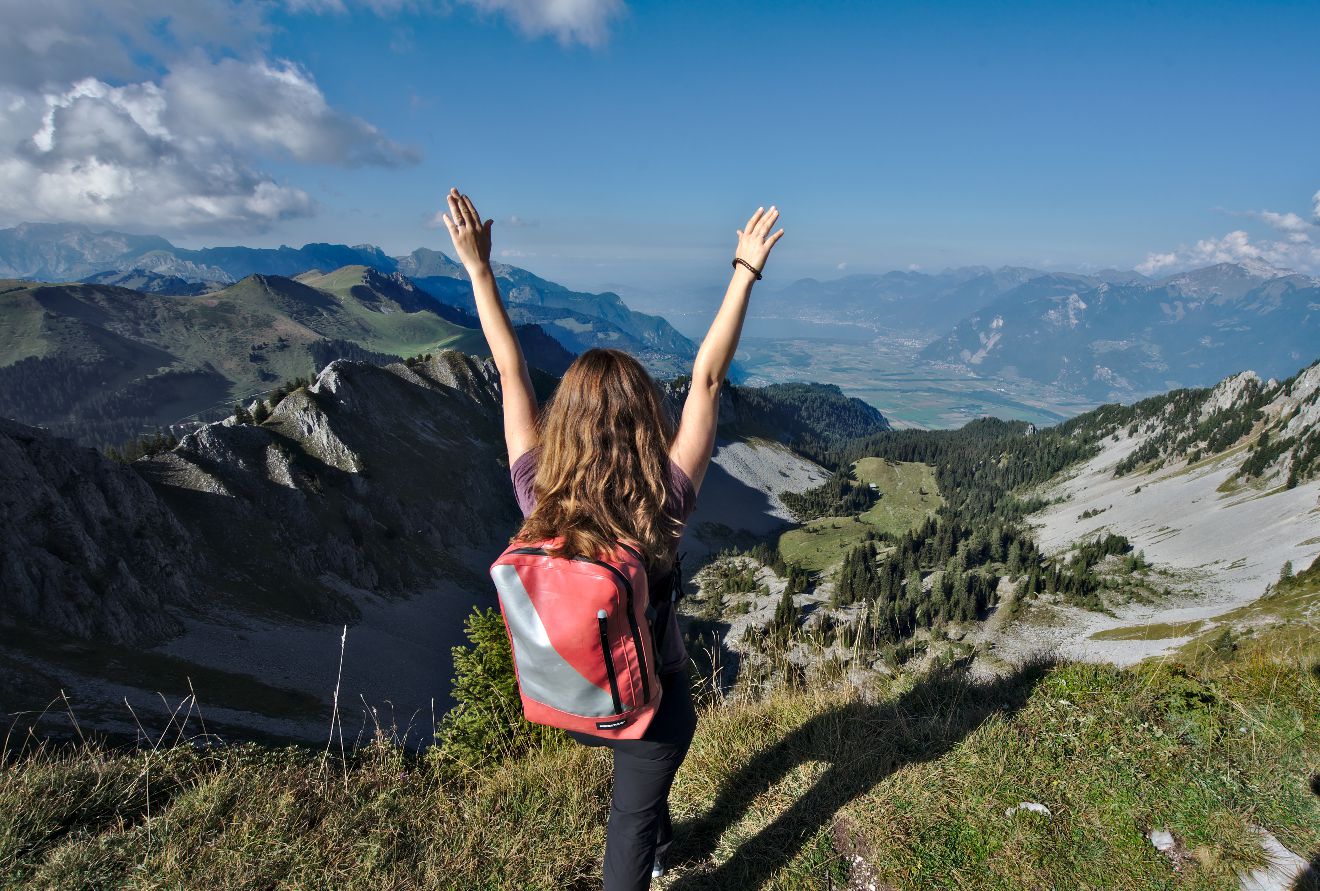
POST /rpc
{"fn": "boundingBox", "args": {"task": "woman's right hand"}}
[734,205,785,274]
[441,187,494,272]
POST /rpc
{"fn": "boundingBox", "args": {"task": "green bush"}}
[436,607,564,766]
[1210,627,1238,660]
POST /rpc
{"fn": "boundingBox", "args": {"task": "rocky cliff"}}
[1,349,888,743]
[0,419,200,644]
[135,352,520,624]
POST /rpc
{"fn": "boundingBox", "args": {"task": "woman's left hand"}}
[441,187,493,271]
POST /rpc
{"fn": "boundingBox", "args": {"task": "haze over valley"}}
[6,222,1316,439]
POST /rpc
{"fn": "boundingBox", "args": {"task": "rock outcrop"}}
[0,419,200,644]
[135,352,521,624]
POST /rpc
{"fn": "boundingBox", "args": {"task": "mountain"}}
[0,417,203,644]
[0,222,177,281]
[395,246,465,279]
[757,266,1054,337]
[989,357,1320,665]
[396,248,696,375]
[1094,269,1151,285]
[0,267,573,448]
[5,352,1314,887]
[0,354,887,744]
[917,263,1319,400]
[79,268,223,296]
[0,222,391,282]
[0,223,696,375]
[717,381,894,457]
[0,353,522,743]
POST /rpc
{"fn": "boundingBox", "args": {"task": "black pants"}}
[567,669,698,890]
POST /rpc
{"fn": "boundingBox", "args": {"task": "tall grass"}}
[1,639,1316,889]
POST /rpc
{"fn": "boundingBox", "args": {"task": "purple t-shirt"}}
[510,445,696,674]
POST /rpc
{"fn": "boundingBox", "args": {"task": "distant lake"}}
[668,312,876,343]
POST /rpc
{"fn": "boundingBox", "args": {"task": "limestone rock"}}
[0,419,200,644]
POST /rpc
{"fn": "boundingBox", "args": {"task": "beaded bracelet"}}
[732,257,763,280]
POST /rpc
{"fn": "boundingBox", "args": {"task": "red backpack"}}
[489,537,664,739]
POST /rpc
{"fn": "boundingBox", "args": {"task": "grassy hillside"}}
[0,269,568,447]
[293,266,489,357]
[778,458,943,572]
[2,633,1314,889]
[1170,551,1320,665]
[0,273,470,416]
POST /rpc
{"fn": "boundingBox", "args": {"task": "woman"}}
[441,187,783,890]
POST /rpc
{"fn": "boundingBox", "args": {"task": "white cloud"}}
[1246,210,1312,244]
[0,57,415,233]
[1138,190,1320,277]
[460,0,624,46]
[0,0,268,89]
[1136,229,1320,277]
[0,2,416,234]
[0,0,613,237]
[0,77,313,232]
[164,58,415,167]
[1313,189,1320,222]
[288,0,626,46]
[1137,251,1180,276]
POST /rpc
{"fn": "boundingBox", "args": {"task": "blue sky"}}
[2,0,1319,290]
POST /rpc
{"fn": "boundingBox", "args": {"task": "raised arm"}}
[669,206,784,492]
[441,187,538,465]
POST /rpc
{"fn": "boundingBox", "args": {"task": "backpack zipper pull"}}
[597,610,624,713]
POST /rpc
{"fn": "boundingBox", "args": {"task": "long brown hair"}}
[517,348,680,570]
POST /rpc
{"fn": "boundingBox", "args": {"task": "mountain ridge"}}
[917,265,1319,400]
[0,267,575,448]
[0,223,696,375]
[0,352,888,743]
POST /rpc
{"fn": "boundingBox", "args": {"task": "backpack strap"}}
[652,551,686,656]
[617,541,645,564]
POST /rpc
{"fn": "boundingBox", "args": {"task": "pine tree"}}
[770,587,798,645]
[952,568,968,617]
[437,607,562,764]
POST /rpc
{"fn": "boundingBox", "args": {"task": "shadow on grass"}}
[1291,771,1320,891]
[667,653,1058,890]
[1298,665,1320,891]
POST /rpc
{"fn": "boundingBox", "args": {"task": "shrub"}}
[436,607,564,765]
[104,429,179,463]
[1210,627,1238,659]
